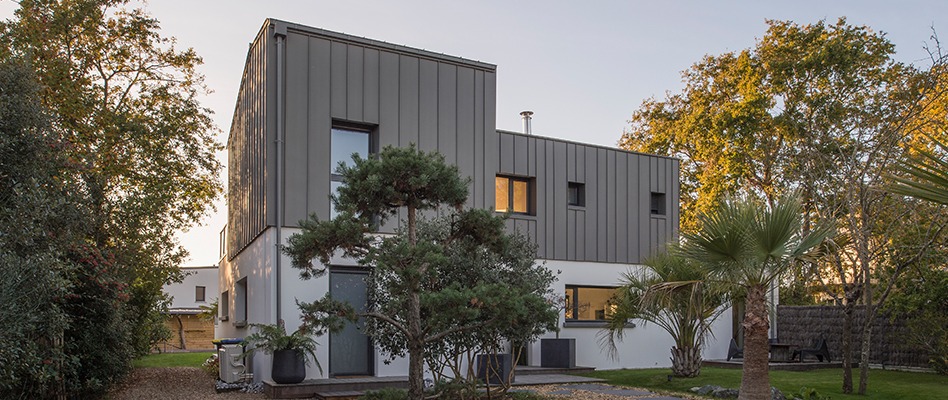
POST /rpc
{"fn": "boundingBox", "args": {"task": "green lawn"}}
[132,352,214,368]
[582,367,948,400]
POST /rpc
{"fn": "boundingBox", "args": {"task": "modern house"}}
[217,19,732,382]
[159,265,218,351]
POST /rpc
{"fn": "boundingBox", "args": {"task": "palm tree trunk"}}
[739,283,771,400]
[670,346,702,377]
[841,298,854,393]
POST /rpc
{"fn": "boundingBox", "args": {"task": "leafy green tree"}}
[601,251,728,377]
[0,0,222,355]
[0,58,81,399]
[680,195,829,400]
[620,18,948,394]
[284,146,557,400]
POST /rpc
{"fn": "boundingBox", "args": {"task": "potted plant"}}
[243,323,321,384]
[540,294,576,368]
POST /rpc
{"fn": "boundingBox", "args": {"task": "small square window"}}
[650,192,666,215]
[568,182,585,207]
[195,286,206,302]
[495,175,532,214]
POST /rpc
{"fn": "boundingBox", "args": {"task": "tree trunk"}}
[407,289,424,400]
[738,283,771,400]
[841,302,853,393]
[670,346,702,377]
[176,315,187,350]
[858,310,873,394]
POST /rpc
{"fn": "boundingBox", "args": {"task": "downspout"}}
[273,23,287,325]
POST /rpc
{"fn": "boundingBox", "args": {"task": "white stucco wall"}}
[164,266,219,310]
[531,259,732,370]
[220,228,734,382]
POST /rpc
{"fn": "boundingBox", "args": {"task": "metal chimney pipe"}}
[520,110,534,135]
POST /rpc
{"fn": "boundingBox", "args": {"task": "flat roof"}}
[496,129,679,161]
[268,19,496,72]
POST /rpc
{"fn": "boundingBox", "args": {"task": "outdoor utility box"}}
[219,344,245,383]
[541,338,576,368]
[476,353,514,385]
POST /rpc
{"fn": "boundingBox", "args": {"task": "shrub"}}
[201,354,220,378]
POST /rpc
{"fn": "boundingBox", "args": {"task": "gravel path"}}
[108,368,697,400]
[108,367,264,400]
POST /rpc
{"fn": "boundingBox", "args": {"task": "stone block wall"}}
[776,305,929,368]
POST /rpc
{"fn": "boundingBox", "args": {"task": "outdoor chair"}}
[727,338,744,361]
[793,338,831,362]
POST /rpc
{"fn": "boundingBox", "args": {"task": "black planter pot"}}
[476,353,514,385]
[540,338,576,368]
[271,349,306,384]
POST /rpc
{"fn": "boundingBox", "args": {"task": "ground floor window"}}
[564,285,620,321]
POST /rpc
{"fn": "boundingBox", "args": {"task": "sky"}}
[2,0,947,266]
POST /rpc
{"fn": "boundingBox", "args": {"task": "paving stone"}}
[594,388,655,396]
[549,389,574,395]
[560,383,617,391]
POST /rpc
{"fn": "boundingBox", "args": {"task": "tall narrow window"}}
[195,286,206,302]
[235,278,247,326]
[495,175,531,214]
[568,182,585,207]
[650,192,666,215]
[330,127,371,219]
[220,291,230,321]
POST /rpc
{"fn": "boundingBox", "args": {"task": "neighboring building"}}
[218,19,732,382]
[159,265,218,351]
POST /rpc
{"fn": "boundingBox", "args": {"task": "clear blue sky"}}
[2,0,945,266]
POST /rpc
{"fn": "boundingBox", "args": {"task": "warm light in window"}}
[495,177,509,212]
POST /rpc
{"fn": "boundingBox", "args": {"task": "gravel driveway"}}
[108,367,694,399]
[108,367,264,400]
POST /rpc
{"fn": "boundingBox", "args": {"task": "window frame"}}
[220,290,230,321]
[195,286,206,302]
[567,181,585,207]
[329,123,376,219]
[650,192,667,216]
[564,285,621,322]
[494,175,534,215]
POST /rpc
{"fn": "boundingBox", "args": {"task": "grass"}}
[582,367,948,400]
[132,352,214,368]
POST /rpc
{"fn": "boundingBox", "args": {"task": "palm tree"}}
[889,135,948,205]
[601,251,727,377]
[680,195,830,400]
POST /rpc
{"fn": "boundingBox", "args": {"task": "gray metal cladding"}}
[227,24,273,259]
[254,20,497,239]
[497,131,679,264]
[227,19,678,264]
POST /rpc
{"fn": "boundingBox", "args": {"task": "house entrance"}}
[329,269,373,376]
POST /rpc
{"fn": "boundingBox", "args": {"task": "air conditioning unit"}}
[219,344,245,383]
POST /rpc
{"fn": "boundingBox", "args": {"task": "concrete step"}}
[315,390,364,400]
[516,365,596,375]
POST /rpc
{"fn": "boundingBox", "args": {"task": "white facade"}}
[216,228,732,382]
[164,265,218,311]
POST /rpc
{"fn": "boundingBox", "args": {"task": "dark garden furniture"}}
[793,338,831,362]
[726,338,744,361]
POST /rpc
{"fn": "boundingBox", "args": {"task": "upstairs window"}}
[495,175,531,214]
[195,286,206,302]
[568,182,585,207]
[330,126,372,219]
[650,192,666,215]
